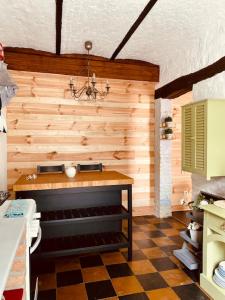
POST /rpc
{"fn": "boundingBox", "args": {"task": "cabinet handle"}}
[220,222,225,231]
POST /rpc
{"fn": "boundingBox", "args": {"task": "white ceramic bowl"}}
[65,166,76,178]
[219,261,225,271]
[214,269,225,288]
[213,274,225,288]
[215,268,225,283]
[218,267,225,278]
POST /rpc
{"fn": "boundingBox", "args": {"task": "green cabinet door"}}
[182,99,225,179]
[182,101,206,176]
[193,102,207,176]
[182,104,193,172]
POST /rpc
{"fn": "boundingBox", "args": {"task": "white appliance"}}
[0,199,41,300]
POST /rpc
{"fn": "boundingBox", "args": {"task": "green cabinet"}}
[182,99,225,179]
[200,205,225,300]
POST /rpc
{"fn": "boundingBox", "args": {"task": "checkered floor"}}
[32,216,210,300]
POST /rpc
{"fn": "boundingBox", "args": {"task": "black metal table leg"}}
[128,185,132,261]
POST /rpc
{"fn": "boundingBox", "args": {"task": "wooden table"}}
[13,171,133,260]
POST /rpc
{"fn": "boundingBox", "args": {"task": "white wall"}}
[155,99,172,217]
[157,5,225,200]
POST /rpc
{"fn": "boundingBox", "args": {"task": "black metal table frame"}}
[16,184,133,260]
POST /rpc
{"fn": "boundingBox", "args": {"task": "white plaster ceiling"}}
[61,0,149,56]
[0,0,225,84]
[0,0,56,52]
[118,0,225,84]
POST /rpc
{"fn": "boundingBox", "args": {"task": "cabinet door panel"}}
[194,103,206,174]
[182,105,192,171]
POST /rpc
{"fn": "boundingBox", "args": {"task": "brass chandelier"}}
[69,41,110,101]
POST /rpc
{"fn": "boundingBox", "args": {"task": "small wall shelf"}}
[173,248,199,270]
[160,122,176,140]
[173,211,203,271]
[180,230,201,249]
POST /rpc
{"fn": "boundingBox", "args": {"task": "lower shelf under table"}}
[34,231,128,258]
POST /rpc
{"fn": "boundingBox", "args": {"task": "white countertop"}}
[0,217,26,297]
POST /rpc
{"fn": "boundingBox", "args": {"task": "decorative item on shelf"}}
[65,166,76,178]
[188,192,214,223]
[187,221,203,243]
[164,128,173,139]
[69,41,110,102]
[26,174,37,181]
[165,116,173,128]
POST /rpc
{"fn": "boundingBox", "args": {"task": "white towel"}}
[0,96,7,133]
[0,112,7,133]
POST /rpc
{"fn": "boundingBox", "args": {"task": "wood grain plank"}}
[8,70,157,209]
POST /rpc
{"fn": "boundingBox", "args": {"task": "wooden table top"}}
[13,171,133,192]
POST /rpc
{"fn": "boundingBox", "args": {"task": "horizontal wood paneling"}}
[7,71,156,208]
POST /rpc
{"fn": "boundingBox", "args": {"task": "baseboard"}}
[132,206,155,216]
[132,204,190,216]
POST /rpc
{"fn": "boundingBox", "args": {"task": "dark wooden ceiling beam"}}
[4,47,159,82]
[55,0,63,55]
[155,55,225,99]
[110,0,158,60]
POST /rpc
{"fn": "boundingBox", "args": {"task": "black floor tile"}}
[86,280,116,300]
[122,250,147,261]
[160,244,180,255]
[80,254,103,268]
[150,257,178,271]
[106,263,133,278]
[119,292,149,300]
[183,268,200,282]
[137,272,168,290]
[135,239,157,249]
[56,269,83,287]
[147,230,166,238]
[31,260,55,275]
[173,283,210,300]
[37,289,56,300]
[155,222,172,229]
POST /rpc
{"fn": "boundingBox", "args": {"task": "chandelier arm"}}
[69,41,110,101]
[76,86,88,99]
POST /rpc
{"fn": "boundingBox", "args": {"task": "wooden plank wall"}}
[171,92,192,210]
[7,71,156,211]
